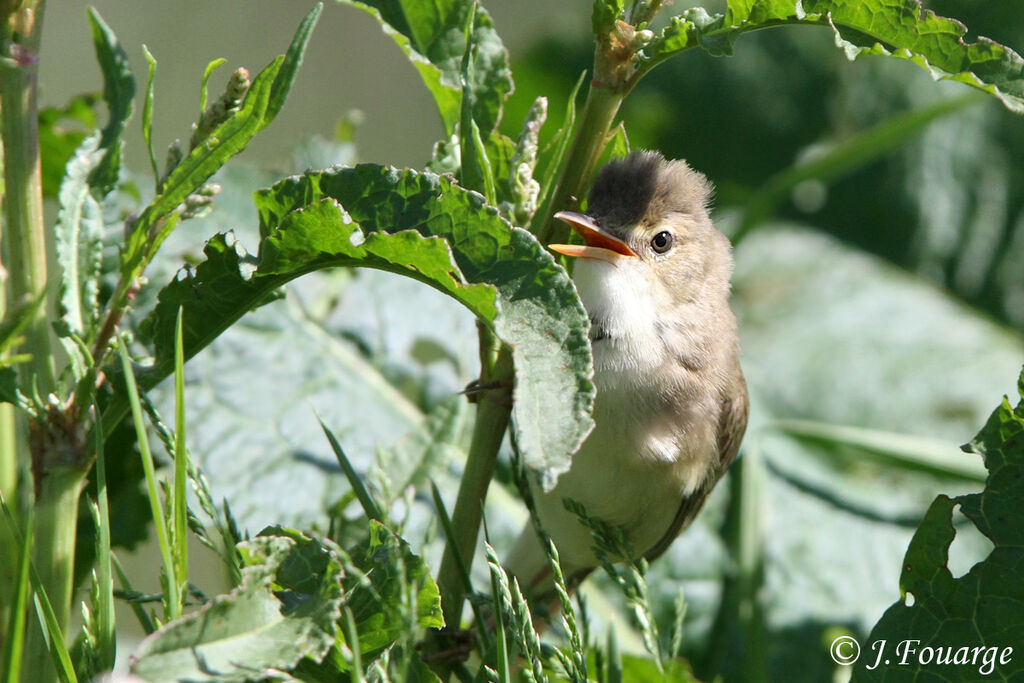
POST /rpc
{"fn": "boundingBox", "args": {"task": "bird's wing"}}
[643,379,750,562]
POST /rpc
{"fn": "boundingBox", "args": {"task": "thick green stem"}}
[24,466,85,682]
[437,324,514,631]
[1,0,55,397]
[536,75,625,247]
[0,403,15,661]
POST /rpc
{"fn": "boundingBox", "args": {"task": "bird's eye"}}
[651,230,673,253]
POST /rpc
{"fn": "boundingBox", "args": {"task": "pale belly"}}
[531,355,718,573]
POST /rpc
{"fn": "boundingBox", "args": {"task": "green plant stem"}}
[0,403,16,646]
[436,323,513,631]
[24,466,85,682]
[536,80,625,246]
[1,0,55,398]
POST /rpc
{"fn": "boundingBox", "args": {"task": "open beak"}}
[549,211,637,264]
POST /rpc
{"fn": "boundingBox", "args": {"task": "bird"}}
[505,150,749,595]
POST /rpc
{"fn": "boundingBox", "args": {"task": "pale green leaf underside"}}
[143,165,593,482]
[645,0,1024,114]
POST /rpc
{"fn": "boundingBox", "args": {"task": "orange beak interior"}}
[549,211,636,262]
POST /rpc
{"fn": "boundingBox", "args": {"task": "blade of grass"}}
[0,495,78,683]
[732,92,983,243]
[605,627,622,683]
[92,410,115,670]
[1,501,32,683]
[172,307,189,608]
[116,334,179,621]
[773,419,987,483]
[317,414,384,522]
[481,518,510,683]
[430,481,489,651]
[342,605,364,682]
[111,553,156,635]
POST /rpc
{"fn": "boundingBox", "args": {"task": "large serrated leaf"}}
[337,0,512,135]
[853,368,1024,680]
[251,165,594,484]
[129,528,343,681]
[642,0,1024,113]
[139,165,592,483]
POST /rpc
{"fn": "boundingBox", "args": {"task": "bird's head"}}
[550,150,733,307]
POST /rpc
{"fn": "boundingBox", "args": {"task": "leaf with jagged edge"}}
[85,8,135,198]
[853,367,1024,681]
[129,528,343,681]
[253,165,594,485]
[337,0,512,136]
[641,0,1024,114]
[140,165,593,486]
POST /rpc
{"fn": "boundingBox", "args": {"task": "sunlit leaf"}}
[642,1,1024,114]
[130,528,343,681]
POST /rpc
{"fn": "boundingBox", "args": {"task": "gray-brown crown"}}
[586,150,712,231]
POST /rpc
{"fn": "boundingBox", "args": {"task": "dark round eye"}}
[651,230,673,253]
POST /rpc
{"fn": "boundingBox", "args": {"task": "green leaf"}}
[593,0,625,35]
[38,94,99,199]
[296,521,441,677]
[120,4,320,280]
[198,57,228,116]
[86,8,135,198]
[774,419,988,483]
[129,528,343,681]
[337,0,512,135]
[346,521,443,655]
[0,291,46,361]
[55,133,106,355]
[252,165,594,483]
[140,165,592,482]
[641,1,1024,114]
[854,368,1024,680]
[319,416,386,522]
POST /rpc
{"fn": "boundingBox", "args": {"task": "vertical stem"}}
[1,0,55,396]
[23,465,85,682]
[0,403,16,662]
[702,447,767,681]
[536,81,625,247]
[437,323,513,631]
[1,6,85,682]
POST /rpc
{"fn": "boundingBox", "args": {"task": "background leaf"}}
[853,370,1024,680]
[338,0,513,135]
[642,0,1024,114]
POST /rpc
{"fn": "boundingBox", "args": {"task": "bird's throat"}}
[573,258,668,374]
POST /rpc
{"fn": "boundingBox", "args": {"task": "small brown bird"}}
[506,150,748,590]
